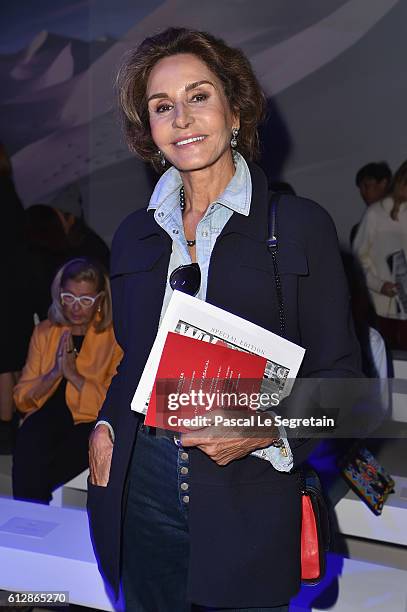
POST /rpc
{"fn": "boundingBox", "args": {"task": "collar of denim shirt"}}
[147,152,252,220]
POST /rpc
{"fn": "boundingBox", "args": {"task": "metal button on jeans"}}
[178,448,190,509]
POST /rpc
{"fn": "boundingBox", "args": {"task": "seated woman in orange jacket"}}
[13,257,123,504]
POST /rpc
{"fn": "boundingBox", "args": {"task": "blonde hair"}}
[48,258,112,332]
[389,160,407,220]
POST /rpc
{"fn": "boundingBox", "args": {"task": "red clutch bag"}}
[300,469,330,585]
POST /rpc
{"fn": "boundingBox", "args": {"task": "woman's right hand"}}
[25,333,66,405]
[381,281,398,297]
[89,424,114,486]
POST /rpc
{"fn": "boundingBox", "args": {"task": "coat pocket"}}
[238,240,308,277]
[278,241,308,276]
[111,236,167,278]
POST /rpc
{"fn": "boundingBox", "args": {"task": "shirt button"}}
[180,452,189,461]
[158,211,164,218]
[180,466,189,475]
[180,482,189,491]
[172,228,179,234]
[202,230,208,238]
[182,495,190,504]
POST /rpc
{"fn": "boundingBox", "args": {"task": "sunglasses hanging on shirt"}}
[169,263,201,297]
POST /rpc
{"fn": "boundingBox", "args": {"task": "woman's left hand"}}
[181,429,279,465]
[62,333,84,391]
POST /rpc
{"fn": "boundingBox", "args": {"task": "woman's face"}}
[359,178,388,206]
[61,278,102,328]
[146,53,239,173]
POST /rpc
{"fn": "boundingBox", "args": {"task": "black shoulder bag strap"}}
[268,193,331,575]
[267,193,285,337]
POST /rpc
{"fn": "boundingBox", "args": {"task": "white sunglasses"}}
[60,292,104,308]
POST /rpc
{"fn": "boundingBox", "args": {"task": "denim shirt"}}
[148,153,293,472]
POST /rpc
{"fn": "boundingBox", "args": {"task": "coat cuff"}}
[95,420,115,443]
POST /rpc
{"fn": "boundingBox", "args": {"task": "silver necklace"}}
[179,186,196,247]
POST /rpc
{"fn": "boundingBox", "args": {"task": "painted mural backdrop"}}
[0,0,405,244]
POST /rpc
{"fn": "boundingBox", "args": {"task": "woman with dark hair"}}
[0,142,33,453]
[13,258,122,504]
[25,203,110,321]
[88,28,360,611]
[354,159,407,349]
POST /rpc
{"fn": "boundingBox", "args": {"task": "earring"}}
[61,299,65,305]
[231,127,239,148]
[158,149,166,168]
[97,305,101,313]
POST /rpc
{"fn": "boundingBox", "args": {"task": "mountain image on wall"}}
[0,0,401,245]
[0,30,115,154]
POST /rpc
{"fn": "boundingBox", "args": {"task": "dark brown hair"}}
[116,27,266,172]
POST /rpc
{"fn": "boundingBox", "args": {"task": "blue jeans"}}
[122,426,288,612]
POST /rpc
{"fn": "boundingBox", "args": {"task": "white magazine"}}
[131,291,305,415]
[390,249,407,316]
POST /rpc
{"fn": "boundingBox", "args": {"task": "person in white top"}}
[353,160,407,349]
[350,161,392,245]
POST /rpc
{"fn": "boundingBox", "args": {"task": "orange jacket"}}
[14,319,123,424]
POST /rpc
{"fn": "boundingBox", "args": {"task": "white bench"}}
[50,470,89,508]
[392,357,407,422]
[64,469,89,490]
[1,498,406,611]
[335,475,407,545]
[291,553,407,611]
[0,497,119,611]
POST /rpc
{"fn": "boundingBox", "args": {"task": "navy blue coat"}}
[87,163,361,607]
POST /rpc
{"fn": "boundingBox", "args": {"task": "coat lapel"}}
[205,163,282,332]
[111,209,172,371]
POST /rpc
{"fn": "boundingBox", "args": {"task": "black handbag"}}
[268,193,330,584]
